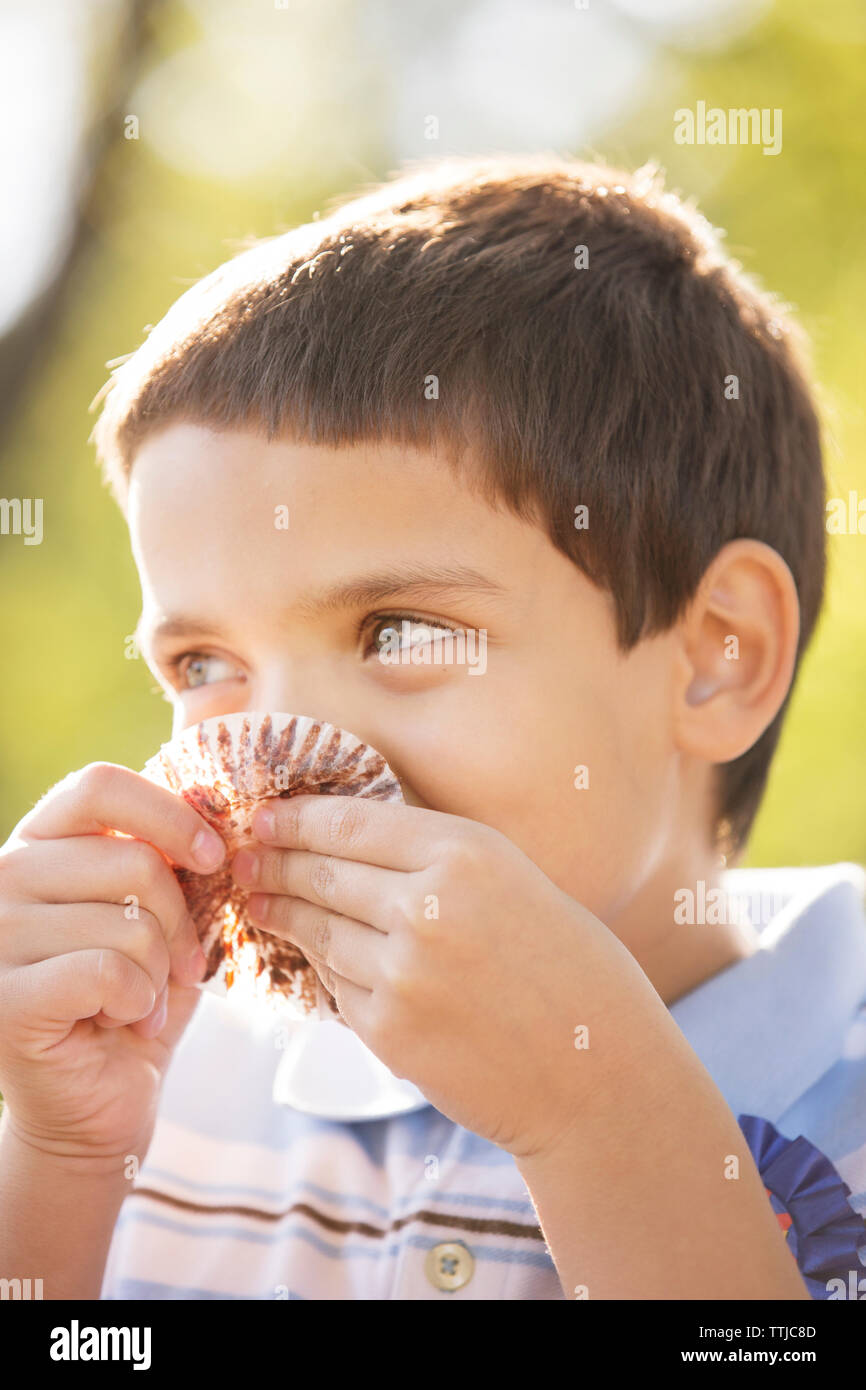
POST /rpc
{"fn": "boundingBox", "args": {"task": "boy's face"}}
[129,422,692,928]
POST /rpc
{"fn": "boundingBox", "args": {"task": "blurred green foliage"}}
[0,0,863,868]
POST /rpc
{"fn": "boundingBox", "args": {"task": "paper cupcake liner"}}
[141,711,403,1021]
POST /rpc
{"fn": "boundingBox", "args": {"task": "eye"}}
[173,652,242,689]
[362,611,462,660]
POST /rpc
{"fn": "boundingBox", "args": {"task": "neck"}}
[611,842,759,1007]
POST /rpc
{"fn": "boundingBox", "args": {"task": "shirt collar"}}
[273,862,866,1124]
[668,862,866,1121]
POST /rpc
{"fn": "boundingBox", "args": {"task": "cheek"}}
[493,718,661,920]
[389,668,672,922]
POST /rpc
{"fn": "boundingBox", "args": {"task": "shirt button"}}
[425,1241,475,1292]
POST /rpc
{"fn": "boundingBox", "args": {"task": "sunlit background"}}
[0,0,863,865]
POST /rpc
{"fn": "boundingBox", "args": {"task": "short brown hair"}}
[90,152,826,858]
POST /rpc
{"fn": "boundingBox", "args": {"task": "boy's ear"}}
[672,539,801,763]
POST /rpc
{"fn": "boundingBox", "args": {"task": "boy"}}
[1,154,864,1300]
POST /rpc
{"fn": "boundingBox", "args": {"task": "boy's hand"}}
[233,794,662,1161]
[0,763,226,1163]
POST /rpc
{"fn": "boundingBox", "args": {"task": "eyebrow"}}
[136,563,506,650]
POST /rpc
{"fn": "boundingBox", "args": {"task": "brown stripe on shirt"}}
[129,1186,545,1242]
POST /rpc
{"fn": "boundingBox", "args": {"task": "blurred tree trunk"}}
[0,0,168,448]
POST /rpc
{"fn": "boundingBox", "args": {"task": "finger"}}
[0,948,158,1039]
[249,794,456,871]
[0,903,171,1002]
[127,981,170,1040]
[0,836,207,985]
[234,846,405,929]
[20,762,226,874]
[246,894,381,991]
[327,974,374,1038]
[94,978,202,1043]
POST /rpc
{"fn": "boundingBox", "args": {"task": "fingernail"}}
[252,807,275,841]
[192,828,224,870]
[232,849,260,886]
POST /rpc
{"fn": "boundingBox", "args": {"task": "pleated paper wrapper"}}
[141,711,403,1022]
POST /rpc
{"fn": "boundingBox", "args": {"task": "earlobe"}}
[673,540,800,764]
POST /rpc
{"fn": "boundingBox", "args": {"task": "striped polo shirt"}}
[101,862,866,1300]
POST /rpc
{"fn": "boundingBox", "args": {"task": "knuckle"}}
[442,835,483,877]
[385,891,417,934]
[309,855,337,903]
[76,761,120,801]
[325,799,364,850]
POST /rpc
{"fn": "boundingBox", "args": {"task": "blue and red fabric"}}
[738,1114,866,1299]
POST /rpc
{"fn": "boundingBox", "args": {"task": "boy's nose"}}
[249,669,365,742]
[250,672,421,800]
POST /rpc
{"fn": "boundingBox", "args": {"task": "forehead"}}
[126,422,546,612]
[129,421,491,521]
